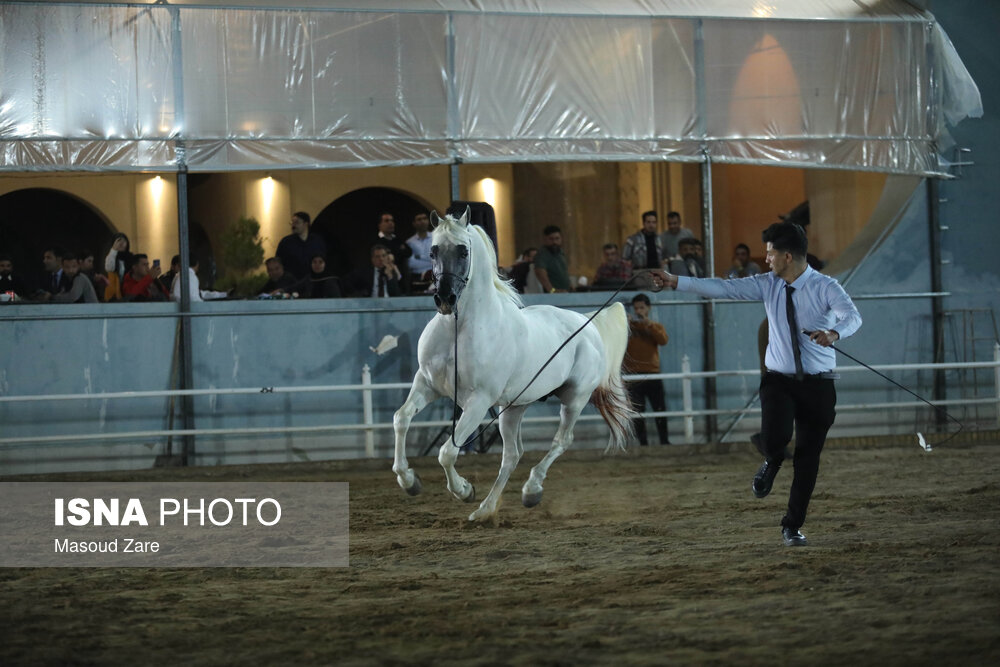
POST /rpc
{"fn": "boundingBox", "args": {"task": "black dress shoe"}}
[782,527,808,547]
[752,459,780,498]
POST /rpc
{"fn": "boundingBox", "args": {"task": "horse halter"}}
[431,243,470,315]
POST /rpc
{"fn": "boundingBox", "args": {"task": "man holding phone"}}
[122,254,169,301]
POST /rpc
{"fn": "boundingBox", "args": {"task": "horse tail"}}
[588,302,637,452]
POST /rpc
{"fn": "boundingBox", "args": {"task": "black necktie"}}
[52,273,60,292]
[786,285,804,380]
[377,270,386,297]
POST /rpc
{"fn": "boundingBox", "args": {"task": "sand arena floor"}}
[2,436,998,665]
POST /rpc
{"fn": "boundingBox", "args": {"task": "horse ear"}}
[429,211,440,228]
[461,205,471,227]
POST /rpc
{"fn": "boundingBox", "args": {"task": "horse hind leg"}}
[469,403,528,522]
[393,376,438,495]
[522,393,587,508]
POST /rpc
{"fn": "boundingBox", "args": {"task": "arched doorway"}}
[0,188,114,289]
[313,187,431,276]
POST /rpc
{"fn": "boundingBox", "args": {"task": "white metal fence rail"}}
[1,344,998,453]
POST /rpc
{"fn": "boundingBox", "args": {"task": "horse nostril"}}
[448,294,457,306]
[433,294,442,307]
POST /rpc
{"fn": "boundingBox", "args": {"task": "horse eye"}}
[458,246,469,258]
[429,245,438,259]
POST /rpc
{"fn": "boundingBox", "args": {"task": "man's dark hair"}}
[735,243,750,253]
[79,248,93,260]
[678,238,697,249]
[133,253,148,263]
[188,253,199,268]
[542,225,561,236]
[265,256,283,267]
[377,212,393,223]
[371,243,390,255]
[44,246,66,259]
[632,293,651,306]
[0,253,12,263]
[762,222,808,260]
[292,211,311,225]
[602,243,619,251]
[691,238,703,247]
[641,210,657,221]
[520,247,537,257]
[667,211,681,220]
[170,254,181,268]
[61,250,78,262]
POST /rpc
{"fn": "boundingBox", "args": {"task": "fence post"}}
[362,364,375,457]
[994,342,1000,429]
[682,354,694,443]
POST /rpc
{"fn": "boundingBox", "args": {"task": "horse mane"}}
[434,214,522,309]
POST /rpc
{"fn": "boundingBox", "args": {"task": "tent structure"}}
[0,0,982,176]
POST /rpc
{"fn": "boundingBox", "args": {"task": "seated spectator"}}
[36,246,66,300]
[158,255,181,294]
[406,211,433,293]
[375,212,412,292]
[260,257,299,296]
[276,211,326,280]
[0,254,30,299]
[346,244,401,298]
[506,247,537,294]
[534,225,571,293]
[666,238,705,278]
[299,255,342,299]
[592,243,632,290]
[79,248,109,300]
[52,251,99,303]
[122,254,170,301]
[103,233,133,301]
[726,243,762,279]
[170,255,229,302]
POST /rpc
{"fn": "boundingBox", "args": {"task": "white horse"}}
[392,208,635,522]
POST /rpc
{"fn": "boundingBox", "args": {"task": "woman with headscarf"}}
[299,254,341,299]
[103,233,133,301]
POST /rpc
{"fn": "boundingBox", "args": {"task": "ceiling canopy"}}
[0,1,981,175]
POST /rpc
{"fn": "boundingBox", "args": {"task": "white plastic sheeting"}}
[0,1,982,174]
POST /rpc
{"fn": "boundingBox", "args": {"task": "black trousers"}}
[759,372,837,530]
[627,379,669,445]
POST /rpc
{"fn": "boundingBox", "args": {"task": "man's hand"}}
[807,330,839,347]
[150,265,162,279]
[646,269,678,291]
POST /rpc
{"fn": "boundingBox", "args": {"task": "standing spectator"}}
[0,254,30,298]
[727,243,762,278]
[299,255,342,299]
[406,211,434,292]
[624,293,671,446]
[170,255,229,303]
[52,251,99,303]
[622,211,664,272]
[375,212,412,292]
[533,225,570,293]
[276,211,326,281]
[506,247,537,294]
[346,244,401,298]
[103,233,133,301]
[158,255,181,294]
[259,257,298,296]
[592,243,632,290]
[122,254,169,301]
[667,238,705,277]
[660,211,694,260]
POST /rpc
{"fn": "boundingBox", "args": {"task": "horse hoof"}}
[405,472,422,496]
[522,491,543,508]
[462,484,476,503]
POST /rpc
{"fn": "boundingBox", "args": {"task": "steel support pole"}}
[927,178,946,431]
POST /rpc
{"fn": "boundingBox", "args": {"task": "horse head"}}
[430,206,472,315]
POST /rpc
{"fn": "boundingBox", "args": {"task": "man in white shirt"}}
[651,222,862,547]
[170,256,229,302]
[405,211,433,291]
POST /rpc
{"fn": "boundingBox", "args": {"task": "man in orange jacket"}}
[624,293,670,445]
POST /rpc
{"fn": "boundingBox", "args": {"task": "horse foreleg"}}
[522,396,587,508]
[438,394,492,504]
[393,375,438,495]
[469,404,528,522]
